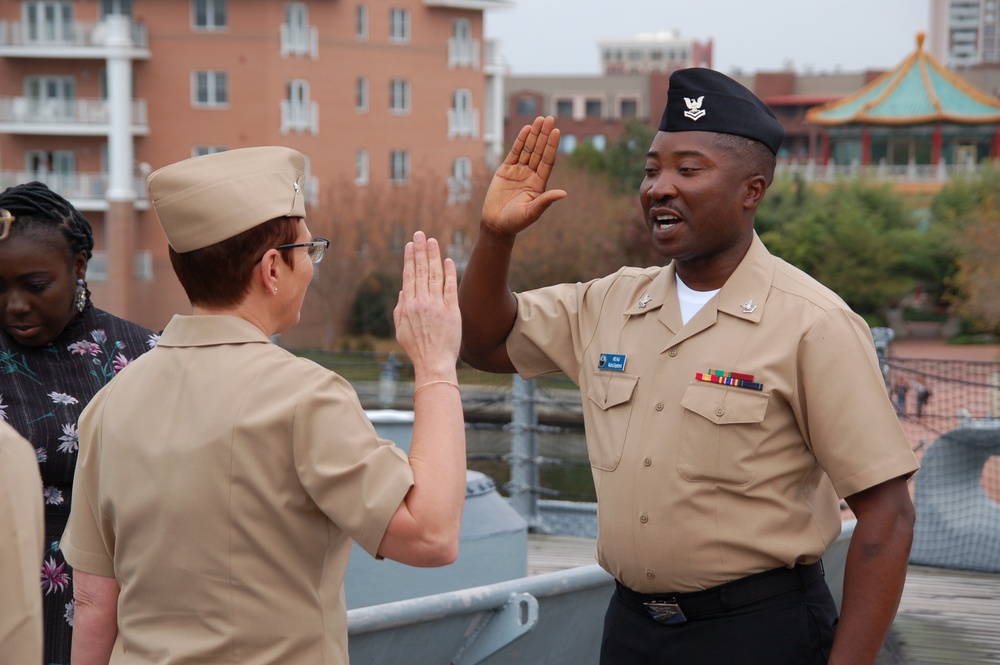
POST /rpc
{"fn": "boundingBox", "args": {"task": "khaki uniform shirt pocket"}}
[678,383,770,486]
[585,372,639,471]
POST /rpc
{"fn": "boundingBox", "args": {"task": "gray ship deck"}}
[527,535,1000,664]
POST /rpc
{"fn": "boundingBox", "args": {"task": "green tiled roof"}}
[806,34,1000,125]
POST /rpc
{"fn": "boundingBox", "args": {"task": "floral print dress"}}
[0,304,157,665]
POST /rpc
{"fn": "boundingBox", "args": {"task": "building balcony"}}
[447,108,480,139]
[87,249,154,283]
[0,96,149,135]
[280,23,318,59]
[448,37,480,69]
[483,38,505,74]
[447,176,472,205]
[0,19,149,59]
[0,170,149,212]
[280,100,319,135]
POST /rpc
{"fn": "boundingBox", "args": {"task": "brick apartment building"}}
[0,0,510,344]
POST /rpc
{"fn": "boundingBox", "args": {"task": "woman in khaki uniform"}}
[0,420,45,665]
[62,147,466,665]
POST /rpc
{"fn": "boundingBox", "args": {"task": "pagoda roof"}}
[806,33,1000,126]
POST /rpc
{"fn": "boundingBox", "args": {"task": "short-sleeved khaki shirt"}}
[0,421,44,665]
[507,234,918,593]
[62,315,414,664]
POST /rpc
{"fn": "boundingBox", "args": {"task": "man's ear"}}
[743,174,767,210]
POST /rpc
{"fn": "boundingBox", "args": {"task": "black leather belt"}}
[615,561,825,625]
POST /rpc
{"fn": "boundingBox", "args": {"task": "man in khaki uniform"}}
[0,420,45,665]
[62,147,466,664]
[459,69,918,664]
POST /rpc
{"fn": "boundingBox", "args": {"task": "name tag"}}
[598,353,627,372]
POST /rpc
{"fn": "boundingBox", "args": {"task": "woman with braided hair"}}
[0,181,157,664]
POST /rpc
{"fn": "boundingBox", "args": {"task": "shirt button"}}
[716,407,725,417]
[639,513,648,523]
[655,402,664,411]
[668,349,678,357]
[646,569,655,579]
[643,457,652,467]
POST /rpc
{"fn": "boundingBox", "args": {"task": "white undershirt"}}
[676,274,720,325]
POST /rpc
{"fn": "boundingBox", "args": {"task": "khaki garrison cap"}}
[148,147,306,253]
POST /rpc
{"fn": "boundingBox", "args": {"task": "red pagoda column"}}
[992,127,1000,160]
[932,123,942,164]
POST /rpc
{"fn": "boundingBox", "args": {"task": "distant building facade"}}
[928,0,1000,66]
[598,30,712,76]
[0,0,511,343]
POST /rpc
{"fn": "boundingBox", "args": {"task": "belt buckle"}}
[643,600,687,625]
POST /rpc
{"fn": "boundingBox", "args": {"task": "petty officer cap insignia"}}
[659,68,785,155]
[148,146,306,253]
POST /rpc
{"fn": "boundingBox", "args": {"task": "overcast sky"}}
[484,0,932,76]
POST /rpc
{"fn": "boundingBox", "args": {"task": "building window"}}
[390,150,410,183]
[389,8,409,43]
[448,89,478,139]
[24,1,73,43]
[619,98,638,118]
[100,0,132,17]
[356,77,368,112]
[448,157,472,204]
[449,18,476,67]
[555,99,573,118]
[355,149,369,185]
[281,79,317,134]
[356,5,368,40]
[192,71,228,107]
[390,79,410,114]
[588,135,607,151]
[515,96,537,116]
[192,0,226,30]
[24,76,74,120]
[192,146,227,157]
[585,99,603,118]
[281,2,316,58]
[560,134,577,154]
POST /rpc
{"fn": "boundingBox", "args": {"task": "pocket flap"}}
[587,373,639,411]
[681,382,768,425]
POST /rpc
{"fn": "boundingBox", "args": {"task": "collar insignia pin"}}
[294,182,301,193]
[683,96,706,121]
[741,299,757,314]
[638,294,652,308]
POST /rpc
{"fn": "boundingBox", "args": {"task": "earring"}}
[74,279,88,313]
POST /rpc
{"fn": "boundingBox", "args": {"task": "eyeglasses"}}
[0,209,14,241]
[275,237,330,264]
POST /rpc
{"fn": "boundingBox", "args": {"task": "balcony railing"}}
[0,171,149,211]
[0,19,148,51]
[775,160,991,183]
[0,97,148,133]
[448,37,480,69]
[447,108,480,139]
[87,249,153,283]
[280,23,318,59]
[280,100,319,135]
[447,177,472,205]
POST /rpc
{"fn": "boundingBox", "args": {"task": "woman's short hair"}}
[169,216,300,308]
[0,181,94,261]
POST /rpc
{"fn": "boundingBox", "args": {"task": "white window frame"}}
[390,150,410,184]
[22,2,73,44]
[356,4,368,40]
[356,77,368,112]
[24,75,75,120]
[389,8,409,43]
[448,88,478,139]
[389,79,410,114]
[448,157,472,204]
[281,79,318,134]
[448,18,477,68]
[281,2,317,59]
[192,0,226,31]
[355,149,369,185]
[100,0,132,17]
[191,70,228,108]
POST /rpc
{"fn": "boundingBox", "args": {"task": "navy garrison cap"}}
[659,68,785,155]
